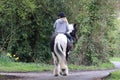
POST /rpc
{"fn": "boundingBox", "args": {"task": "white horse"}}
[50,24,77,76]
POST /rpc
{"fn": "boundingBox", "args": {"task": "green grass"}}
[106,70,120,80]
[0,51,116,72]
[105,57,120,80]
[69,62,114,71]
[0,53,115,72]
[0,62,53,72]
[0,61,114,72]
[110,57,120,62]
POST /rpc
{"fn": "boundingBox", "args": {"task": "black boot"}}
[68,40,73,51]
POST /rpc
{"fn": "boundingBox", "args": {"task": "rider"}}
[54,12,68,33]
[53,12,73,50]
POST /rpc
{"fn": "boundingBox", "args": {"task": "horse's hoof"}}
[60,73,67,76]
[62,73,67,76]
[54,74,59,77]
[60,72,62,75]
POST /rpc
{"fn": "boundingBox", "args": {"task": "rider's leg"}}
[65,33,73,51]
[65,33,73,43]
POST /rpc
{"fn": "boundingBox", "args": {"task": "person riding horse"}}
[50,13,77,76]
[51,12,73,51]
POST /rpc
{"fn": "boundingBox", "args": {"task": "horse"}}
[50,24,77,76]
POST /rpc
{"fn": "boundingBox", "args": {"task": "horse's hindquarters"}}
[55,34,67,52]
[52,34,68,76]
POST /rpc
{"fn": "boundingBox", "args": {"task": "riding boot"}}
[67,40,73,51]
[69,42,73,51]
[65,33,74,51]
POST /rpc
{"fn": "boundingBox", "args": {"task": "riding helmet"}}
[58,12,66,18]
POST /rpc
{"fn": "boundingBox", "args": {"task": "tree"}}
[0,0,73,63]
[70,0,118,65]
[0,0,119,65]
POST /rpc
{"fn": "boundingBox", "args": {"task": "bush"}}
[0,0,119,66]
[0,0,73,63]
[0,51,13,65]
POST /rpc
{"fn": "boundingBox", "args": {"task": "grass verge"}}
[0,61,114,72]
[0,62,53,72]
[105,70,120,80]
[110,57,120,62]
[105,57,120,80]
[69,62,114,71]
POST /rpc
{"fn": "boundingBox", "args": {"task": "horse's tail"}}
[55,42,64,58]
[53,34,68,74]
[54,42,67,68]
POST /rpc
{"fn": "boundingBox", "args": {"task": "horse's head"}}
[68,24,77,43]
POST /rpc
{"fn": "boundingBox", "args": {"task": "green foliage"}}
[106,18,120,57]
[0,0,73,63]
[0,51,13,66]
[69,0,120,65]
[0,0,120,66]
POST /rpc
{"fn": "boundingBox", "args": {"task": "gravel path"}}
[0,61,120,80]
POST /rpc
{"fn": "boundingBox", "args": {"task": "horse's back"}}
[55,34,67,44]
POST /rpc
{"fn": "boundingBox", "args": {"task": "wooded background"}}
[0,0,120,65]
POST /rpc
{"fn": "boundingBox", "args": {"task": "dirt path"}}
[0,61,120,80]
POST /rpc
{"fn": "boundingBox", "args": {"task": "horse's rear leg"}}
[59,57,68,76]
[52,52,60,76]
[54,62,60,76]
